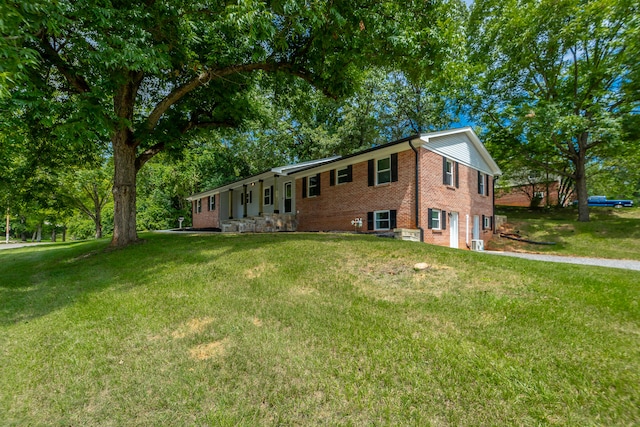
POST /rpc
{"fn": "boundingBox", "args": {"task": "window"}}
[478,172,485,195]
[284,182,292,213]
[209,195,215,211]
[444,159,454,186]
[430,209,441,230]
[367,210,397,230]
[377,157,391,185]
[195,199,202,214]
[375,210,390,230]
[337,166,351,184]
[264,187,271,205]
[483,215,492,230]
[308,174,320,197]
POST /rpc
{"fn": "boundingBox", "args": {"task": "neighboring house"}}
[187,127,502,250]
[495,175,574,207]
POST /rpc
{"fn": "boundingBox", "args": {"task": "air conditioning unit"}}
[471,239,484,251]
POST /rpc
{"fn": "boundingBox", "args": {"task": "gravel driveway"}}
[486,251,640,271]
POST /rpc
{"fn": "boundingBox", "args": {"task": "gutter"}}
[408,140,424,242]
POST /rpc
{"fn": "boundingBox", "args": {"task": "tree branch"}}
[35,30,91,93]
[145,61,324,134]
[135,141,165,172]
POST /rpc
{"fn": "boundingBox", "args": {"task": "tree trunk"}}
[110,74,143,248]
[94,197,103,239]
[111,131,138,247]
[51,228,56,242]
[62,225,66,242]
[574,135,590,222]
[95,216,103,239]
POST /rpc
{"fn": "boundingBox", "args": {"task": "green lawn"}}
[490,206,640,260]
[1,233,638,425]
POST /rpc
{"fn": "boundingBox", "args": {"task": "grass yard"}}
[1,232,639,425]
[490,206,640,260]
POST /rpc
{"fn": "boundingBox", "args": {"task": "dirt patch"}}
[290,286,318,297]
[189,338,229,361]
[172,317,215,339]
[244,263,274,279]
[252,317,263,327]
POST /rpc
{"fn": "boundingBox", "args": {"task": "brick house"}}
[187,127,502,249]
[495,177,573,207]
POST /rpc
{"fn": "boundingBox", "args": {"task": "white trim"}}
[445,158,454,186]
[337,166,350,184]
[283,181,293,213]
[307,175,319,197]
[376,156,392,185]
[483,215,491,230]
[263,187,272,205]
[430,209,442,230]
[374,210,391,231]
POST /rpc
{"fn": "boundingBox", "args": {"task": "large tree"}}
[1,0,457,247]
[467,0,639,221]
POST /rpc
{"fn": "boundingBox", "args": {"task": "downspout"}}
[408,140,424,242]
[493,176,499,234]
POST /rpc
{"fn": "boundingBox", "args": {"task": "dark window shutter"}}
[478,171,482,194]
[316,173,321,196]
[455,162,459,188]
[427,208,433,229]
[490,216,494,230]
[390,210,397,229]
[486,175,490,196]
[330,169,335,186]
[443,157,447,184]
[391,153,398,182]
[207,197,211,211]
[241,193,244,205]
[482,214,486,230]
[367,212,374,230]
[368,159,375,186]
[442,211,447,230]
[249,191,252,204]
[347,165,353,182]
[302,177,307,198]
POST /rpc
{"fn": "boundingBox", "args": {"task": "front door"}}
[284,182,292,213]
[449,212,459,248]
[473,215,480,240]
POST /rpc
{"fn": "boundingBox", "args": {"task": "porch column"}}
[243,184,248,218]
[273,175,280,214]
[228,190,233,219]
[259,180,264,215]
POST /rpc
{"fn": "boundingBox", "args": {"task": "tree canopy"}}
[467,0,640,220]
[1,0,463,246]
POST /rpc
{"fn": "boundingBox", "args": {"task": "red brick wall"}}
[495,181,561,207]
[192,194,220,229]
[296,149,416,232]
[419,149,494,248]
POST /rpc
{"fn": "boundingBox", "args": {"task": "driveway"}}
[486,251,640,272]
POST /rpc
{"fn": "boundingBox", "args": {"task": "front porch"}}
[221,213,298,233]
